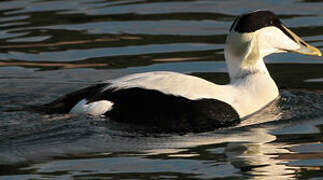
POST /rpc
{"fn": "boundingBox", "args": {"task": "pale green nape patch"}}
[243,34,260,67]
[228,31,260,68]
[228,32,250,57]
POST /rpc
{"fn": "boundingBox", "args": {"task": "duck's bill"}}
[293,44,322,56]
[282,25,322,56]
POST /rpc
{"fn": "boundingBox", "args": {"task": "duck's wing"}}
[29,71,240,132]
[105,71,225,100]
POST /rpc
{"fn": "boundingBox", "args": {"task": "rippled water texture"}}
[1,0,323,179]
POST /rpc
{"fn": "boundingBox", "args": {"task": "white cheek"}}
[257,27,300,56]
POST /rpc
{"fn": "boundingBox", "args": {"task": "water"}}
[0,0,323,179]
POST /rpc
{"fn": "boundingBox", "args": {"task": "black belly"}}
[32,84,240,133]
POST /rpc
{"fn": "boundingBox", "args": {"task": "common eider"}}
[35,10,321,133]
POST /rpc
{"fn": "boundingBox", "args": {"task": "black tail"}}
[26,83,108,114]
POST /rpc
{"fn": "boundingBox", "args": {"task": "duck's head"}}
[225,10,321,80]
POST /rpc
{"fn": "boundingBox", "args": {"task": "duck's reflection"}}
[223,128,298,179]
[144,126,300,179]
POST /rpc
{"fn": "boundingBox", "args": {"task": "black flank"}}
[89,87,240,133]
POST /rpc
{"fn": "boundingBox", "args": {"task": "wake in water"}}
[0,88,323,165]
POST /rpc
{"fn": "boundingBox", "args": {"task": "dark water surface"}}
[1,0,323,179]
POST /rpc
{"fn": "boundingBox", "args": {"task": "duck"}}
[35,10,321,133]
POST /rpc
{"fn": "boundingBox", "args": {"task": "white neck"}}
[222,31,279,117]
[225,52,270,83]
[224,31,270,82]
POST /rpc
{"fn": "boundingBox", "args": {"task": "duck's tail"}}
[21,83,108,114]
